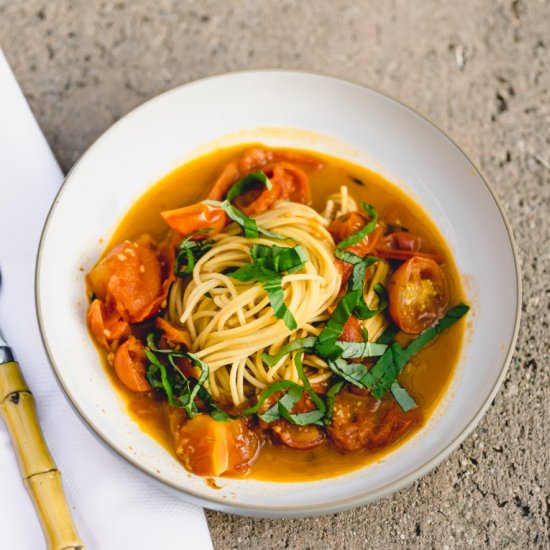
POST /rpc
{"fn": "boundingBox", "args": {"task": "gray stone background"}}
[1,0,548,548]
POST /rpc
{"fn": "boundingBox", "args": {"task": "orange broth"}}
[98,144,466,482]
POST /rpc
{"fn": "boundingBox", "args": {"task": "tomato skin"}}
[234,174,282,215]
[327,387,421,452]
[388,256,449,335]
[87,299,129,349]
[268,162,311,205]
[340,315,363,342]
[233,161,311,215]
[169,413,259,476]
[328,212,381,259]
[155,317,192,348]
[329,211,367,243]
[113,336,150,392]
[208,148,319,205]
[88,240,167,324]
[375,231,443,263]
[270,421,326,450]
[161,203,226,238]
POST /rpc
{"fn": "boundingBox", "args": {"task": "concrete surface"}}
[1,1,548,548]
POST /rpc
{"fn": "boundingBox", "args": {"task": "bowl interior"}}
[36,71,519,516]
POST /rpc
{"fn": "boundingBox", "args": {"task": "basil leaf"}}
[174,233,214,277]
[276,384,304,423]
[334,249,364,264]
[390,381,417,412]
[405,302,470,357]
[251,244,308,273]
[203,171,286,240]
[261,336,317,367]
[294,352,326,414]
[145,334,223,419]
[369,303,470,401]
[288,410,326,426]
[263,275,298,330]
[179,352,209,417]
[336,340,387,359]
[240,380,299,418]
[376,324,398,345]
[315,289,362,359]
[145,349,175,404]
[336,202,378,249]
[327,357,377,388]
[354,282,388,320]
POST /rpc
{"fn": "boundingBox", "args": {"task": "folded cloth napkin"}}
[0,50,213,550]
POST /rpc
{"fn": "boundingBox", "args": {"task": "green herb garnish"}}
[204,171,285,240]
[145,334,228,420]
[336,202,378,249]
[314,255,379,359]
[229,244,308,331]
[174,230,214,277]
[328,303,470,403]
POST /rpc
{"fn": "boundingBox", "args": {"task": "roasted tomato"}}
[387,256,449,334]
[327,387,421,452]
[375,231,443,263]
[169,413,259,476]
[233,172,282,215]
[340,315,363,343]
[267,162,311,205]
[113,336,150,392]
[155,317,192,348]
[87,299,129,349]
[329,211,367,243]
[258,391,326,450]
[208,148,318,208]
[232,162,311,215]
[88,240,169,324]
[270,422,326,450]
[328,212,381,257]
[160,203,227,238]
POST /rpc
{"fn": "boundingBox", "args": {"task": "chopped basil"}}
[225,171,271,202]
[203,171,286,240]
[256,353,326,426]
[229,244,308,331]
[328,303,470,405]
[263,276,298,330]
[261,336,317,367]
[390,381,417,412]
[336,202,378,249]
[354,282,388,320]
[336,340,387,359]
[334,249,363,264]
[315,288,363,359]
[145,334,227,420]
[262,335,386,368]
[314,255,379,359]
[251,244,308,273]
[294,352,326,415]
[174,231,214,277]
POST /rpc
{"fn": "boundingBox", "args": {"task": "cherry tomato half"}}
[387,256,449,334]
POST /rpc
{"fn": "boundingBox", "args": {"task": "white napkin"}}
[0,50,213,550]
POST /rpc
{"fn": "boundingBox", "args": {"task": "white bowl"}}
[36,71,520,517]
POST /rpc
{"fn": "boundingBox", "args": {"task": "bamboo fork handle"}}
[0,361,84,550]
